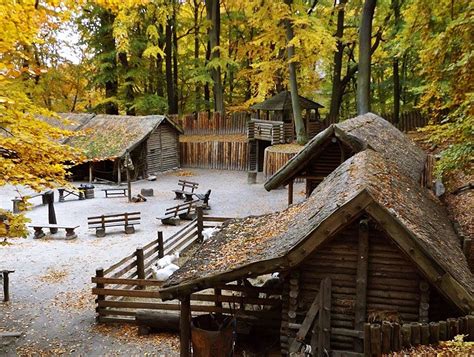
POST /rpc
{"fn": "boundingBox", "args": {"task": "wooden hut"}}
[64,114,182,182]
[160,150,473,356]
[264,112,428,205]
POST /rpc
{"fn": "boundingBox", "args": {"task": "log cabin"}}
[264,113,428,205]
[49,114,183,182]
[160,150,473,356]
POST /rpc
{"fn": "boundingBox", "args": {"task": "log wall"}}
[179,141,248,171]
[283,219,458,353]
[146,122,180,174]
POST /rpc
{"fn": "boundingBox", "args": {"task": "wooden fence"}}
[179,141,248,171]
[91,214,281,329]
[381,110,428,132]
[363,315,474,356]
[171,111,250,135]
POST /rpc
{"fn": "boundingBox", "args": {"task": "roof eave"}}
[264,125,336,191]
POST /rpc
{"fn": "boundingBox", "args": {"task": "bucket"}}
[191,314,235,357]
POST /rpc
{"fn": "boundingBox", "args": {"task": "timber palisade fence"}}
[171,111,250,135]
[363,315,474,356]
[91,210,281,331]
[179,141,248,171]
[381,110,428,132]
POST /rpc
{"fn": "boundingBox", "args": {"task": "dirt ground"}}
[0,169,305,356]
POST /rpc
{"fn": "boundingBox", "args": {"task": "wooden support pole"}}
[136,247,145,286]
[2,271,12,302]
[95,268,105,322]
[214,288,222,317]
[180,295,191,357]
[89,162,93,183]
[196,205,203,242]
[288,179,294,206]
[354,218,369,352]
[370,324,382,356]
[117,159,122,185]
[157,231,164,258]
[363,323,371,356]
[381,321,392,354]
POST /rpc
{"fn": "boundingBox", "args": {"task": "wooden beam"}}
[117,159,121,185]
[180,296,191,357]
[354,218,369,352]
[288,179,294,206]
[89,162,93,183]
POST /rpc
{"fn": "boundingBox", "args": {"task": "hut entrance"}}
[257,140,271,172]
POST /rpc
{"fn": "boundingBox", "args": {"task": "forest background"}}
[0,0,472,195]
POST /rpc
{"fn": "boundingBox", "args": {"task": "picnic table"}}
[58,187,85,202]
[29,224,80,239]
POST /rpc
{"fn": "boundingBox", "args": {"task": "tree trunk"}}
[206,0,224,114]
[118,52,135,115]
[284,0,306,144]
[393,58,400,123]
[165,21,177,114]
[357,0,377,115]
[101,10,118,115]
[194,0,200,113]
[327,0,347,123]
[172,1,179,113]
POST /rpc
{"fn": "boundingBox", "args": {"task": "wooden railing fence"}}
[92,214,282,329]
[171,112,250,135]
[363,315,474,356]
[179,141,248,171]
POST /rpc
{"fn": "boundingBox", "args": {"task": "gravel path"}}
[0,169,305,356]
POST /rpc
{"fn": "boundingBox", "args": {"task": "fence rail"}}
[171,111,250,135]
[381,110,428,132]
[179,141,248,171]
[363,315,474,356]
[92,214,281,328]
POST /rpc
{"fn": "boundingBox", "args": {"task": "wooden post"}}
[381,321,392,354]
[467,315,474,342]
[117,159,122,185]
[317,277,331,357]
[392,322,401,352]
[136,247,145,286]
[157,231,164,258]
[363,323,371,356]
[2,271,12,302]
[439,320,447,341]
[447,318,459,339]
[400,323,411,348]
[429,322,440,344]
[180,295,191,357]
[370,324,382,356]
[95,268,105,322]
[420,323,430,345]
[89,162,93,183]
[127,168,132,203]
[214,288,222,317]
[411,322,421,345]
[196,205,203,242]
[288,179,294,206]
[354,218,369,352]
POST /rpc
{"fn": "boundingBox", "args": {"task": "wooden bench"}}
[88,212,140,237]
[12,190,51,213]
[58,188,85,202]
[102,188,128,198]
[194,189,212,209]
[158,200,199,225]
[29,224,79,240]
[1,270,14,302]
[172,180,199,201]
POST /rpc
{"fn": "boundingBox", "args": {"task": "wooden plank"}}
[317,277,332,356]
[288,291,320,352]
[92,288,161,298]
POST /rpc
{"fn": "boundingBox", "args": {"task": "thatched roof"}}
[161,150,473,312]
[65,114,182,161]
[250,91,323,111]
[264,112,427,190]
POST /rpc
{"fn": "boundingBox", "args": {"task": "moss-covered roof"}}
[161,150,473,312]
[64,114,182,161]
[264,113,427,190]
